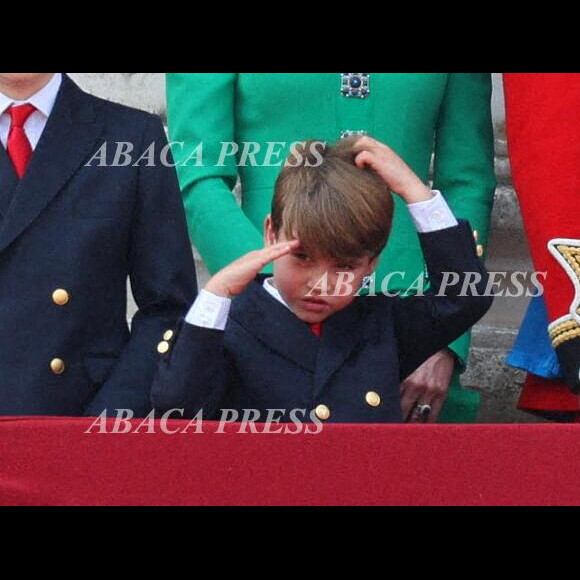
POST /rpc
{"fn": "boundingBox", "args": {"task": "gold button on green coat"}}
[167,73,496,424]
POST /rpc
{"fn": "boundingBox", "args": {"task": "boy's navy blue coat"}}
[0,75,197,417]
[152,222,493,423]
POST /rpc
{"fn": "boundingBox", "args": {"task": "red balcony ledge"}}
[1,417,579,506]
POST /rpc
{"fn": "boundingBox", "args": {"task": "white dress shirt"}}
[0,73,63,150]
[186,192,459,331]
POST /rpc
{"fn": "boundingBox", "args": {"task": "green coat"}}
[166,73,496,420]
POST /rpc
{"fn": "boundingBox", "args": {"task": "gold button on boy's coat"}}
[315,405,331,422]
[52,289,70,306]
[477,245,485,258]
[50,358,66,375]
[366,392,382,408]
[157,341,170,355]
[164,330,175,342]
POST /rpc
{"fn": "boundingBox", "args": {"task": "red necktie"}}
[6,104,36,178]
[310,323,323,338]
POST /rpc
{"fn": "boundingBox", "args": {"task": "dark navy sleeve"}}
[393,221,494,381]
[151,320,237,420]
[85,115,198,417]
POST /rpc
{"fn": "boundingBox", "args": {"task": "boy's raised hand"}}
[352,137,434,204]
[205,241,300,299]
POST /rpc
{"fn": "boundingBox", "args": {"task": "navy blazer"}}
[0,75,197,417]
[152,222,493,424]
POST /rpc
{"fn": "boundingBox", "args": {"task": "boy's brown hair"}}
[272,138,394,262]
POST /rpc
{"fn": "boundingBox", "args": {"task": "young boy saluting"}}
[153,137,492,424]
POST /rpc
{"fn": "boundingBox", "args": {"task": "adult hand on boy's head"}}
[352,137,433,204]
[401,350,456,424]
[205,241,300,299]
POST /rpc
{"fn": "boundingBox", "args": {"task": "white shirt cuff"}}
[185,290,232,331]
[407,191,459,233]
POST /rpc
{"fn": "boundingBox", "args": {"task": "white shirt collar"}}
[263,278,292,311]
[0,73,63,118]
